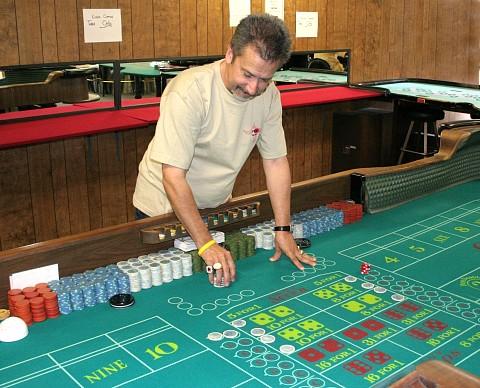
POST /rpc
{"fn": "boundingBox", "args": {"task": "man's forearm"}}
[263,156,292,225]
[162,165,212,247]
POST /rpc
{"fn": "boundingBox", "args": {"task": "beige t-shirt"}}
[133,60,287,216]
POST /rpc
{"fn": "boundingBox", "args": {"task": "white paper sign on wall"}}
[83,9,123,43]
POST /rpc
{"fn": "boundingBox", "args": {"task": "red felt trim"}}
[121,107,159,123]
[281,86,382,108]
[0,105,89,122]
[0,111,148,149]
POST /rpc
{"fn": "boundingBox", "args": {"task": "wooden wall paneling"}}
[295,0,310,52]
[419,0,437,79]
[434,0,453,81]
[0,147,35,250]
[16,0,43,64]
[330,0,349,49]
[363,0,382,82]
[0,0,19,66]
[76,0,94,61]
[180,0,198,56]
[314,0,327,49]
[350,0,366,82]
[469,0,480,84]
[132,0,154,58]
[134,125,155,162]
[284,0,296,51]
[455,0,471,83]
[153,0,180,57]
[401,0,420,78]
[310,106,324,177]
[39,0,59,63]
[207,0,223,55]
[292,108,306,183]
[49,141,72,237]
[97,132,128,226]
[27,143,58,242]
[324,0,334,49]
[251,0,263,14]
[222,0,233,53]
[122,130,139,221]
[232,160,251,197]
[117,0,134,59]
[303,105,314,180]
[386,0,404,80]
[55,0,80,62]
[84,136,103,230]
[64,137,91,234]
[376,0,392,80]
[321,105,333,174]
[197,0,208,56]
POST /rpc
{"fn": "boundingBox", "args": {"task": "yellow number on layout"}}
[433,235,449,243]
[385,256,400,263]
[409,245,425,253]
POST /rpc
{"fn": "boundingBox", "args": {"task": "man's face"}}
[223,44,280,100]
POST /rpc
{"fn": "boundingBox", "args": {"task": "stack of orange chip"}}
[7,289,22,315]
[42,292,60,319]
[6,285,60,325]
[30,297,47,322]
[327,201,363,224]
[12,297,32,325]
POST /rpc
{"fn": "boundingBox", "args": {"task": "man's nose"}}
[245,78,259,95]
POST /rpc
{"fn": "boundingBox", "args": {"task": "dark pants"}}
[135,208,149,220]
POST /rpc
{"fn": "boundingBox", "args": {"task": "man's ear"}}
[225,46,234,64]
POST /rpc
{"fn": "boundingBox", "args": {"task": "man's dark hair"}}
[231,14,291,65]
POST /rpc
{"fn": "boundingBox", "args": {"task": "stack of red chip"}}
[327,201,363,224]
[6,284,59,325]
[360,262,371,275]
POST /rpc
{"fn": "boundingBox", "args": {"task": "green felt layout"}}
[272,70,347,84]
[1,181,479,387]
[381,81,480,110]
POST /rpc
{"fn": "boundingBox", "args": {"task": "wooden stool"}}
[398,104,444,164]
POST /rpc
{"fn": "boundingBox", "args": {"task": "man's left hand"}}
[269,232,317,269]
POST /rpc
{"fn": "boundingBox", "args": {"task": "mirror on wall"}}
[275,49,350,85]
[0,49,350,120]
[0,63,112,119]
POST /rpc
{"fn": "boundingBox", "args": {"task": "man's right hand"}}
[201,243,236,287]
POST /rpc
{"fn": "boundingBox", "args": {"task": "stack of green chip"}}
[191,251,205,273]
[225,232,256,260]
[246,235,256,256]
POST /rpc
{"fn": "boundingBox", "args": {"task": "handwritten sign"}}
[265,0,284,20]
[296,12,318,38]
[83,9,122,43]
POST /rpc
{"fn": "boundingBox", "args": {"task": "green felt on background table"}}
[379,81,480,110]
[1,181,479,387]
[273,70,347,84]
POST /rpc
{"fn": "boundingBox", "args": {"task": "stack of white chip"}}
[160,259,173,283]
[138,265,152,289]
[125,268,141,292]
[149,262,163,286]
[170,257,183,280]
[179,253,193,276]
[262,232,274,249]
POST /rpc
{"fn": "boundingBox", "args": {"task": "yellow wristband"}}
[198,239,217,256]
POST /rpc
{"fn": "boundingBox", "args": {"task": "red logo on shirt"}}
[244,124,262,137]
